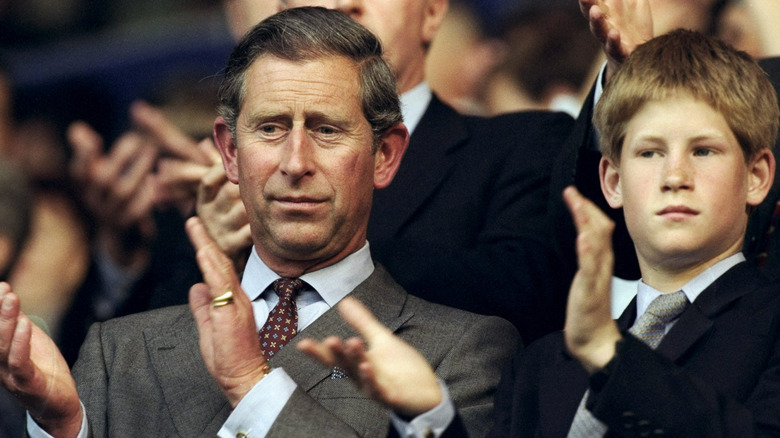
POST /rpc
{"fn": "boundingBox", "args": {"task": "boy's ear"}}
[599,156,623,209]
[373,124,410,189]
[746,148,776,207]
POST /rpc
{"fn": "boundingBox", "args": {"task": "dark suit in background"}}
[488,262,780,437]
[369,95,574,344]
[73,265,519,437]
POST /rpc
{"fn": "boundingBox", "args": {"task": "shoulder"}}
[91,304,194,341]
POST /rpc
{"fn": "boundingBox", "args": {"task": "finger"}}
[189,283,214,329]
[131,101,211,165]
[7,315,33,381]
[336,297,392,345]
[93,132,145,188]
[66,121,103,181]
[197,138,222,166]
[297,337,340,366]
[0,291,20,359]
[111,143,158,208]
[185,217,242,298]
[563,186,590,233]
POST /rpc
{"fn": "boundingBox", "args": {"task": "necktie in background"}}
[567,290,689,437]
[259,278,304,360]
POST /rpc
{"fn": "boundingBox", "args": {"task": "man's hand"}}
[0,283,82,438]
[130,101,216,216]
[196,162,252,270]
[185,217,267,408]
[579,0,653,81]
[67,121,157,271]
[562,186,622,374]
[297,297,442,417]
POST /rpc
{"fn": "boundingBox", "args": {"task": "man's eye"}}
[318,126,336,135]
[261,125,278,134]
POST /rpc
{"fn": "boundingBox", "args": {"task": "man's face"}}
[222,0,280,40]
[218,55,385,274]
[649,0,719,34]
[601,96,768,274]
[281,0,447,93]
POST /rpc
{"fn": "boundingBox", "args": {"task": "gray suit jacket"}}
[72,264,519,437]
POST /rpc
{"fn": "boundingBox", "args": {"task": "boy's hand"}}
[0,283,82,438]
[562,187,622,374]
[579,0,653,81]
[297,297,442,417]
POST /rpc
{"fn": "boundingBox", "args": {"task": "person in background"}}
[0,8,518,437]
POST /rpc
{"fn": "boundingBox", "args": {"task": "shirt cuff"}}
[390,379,455,438]
[217,368,297,438]
[26,401,89,438]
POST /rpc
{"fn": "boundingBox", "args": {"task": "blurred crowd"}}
[1,0,779,435]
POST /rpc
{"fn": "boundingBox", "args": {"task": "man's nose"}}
[279,127,314,179]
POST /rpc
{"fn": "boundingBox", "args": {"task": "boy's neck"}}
[638,248,743,293]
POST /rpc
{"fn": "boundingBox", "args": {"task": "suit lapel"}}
[144,309,231,437]
[369,95,467,239]
[271,265,413,391]
[657,263,761,361]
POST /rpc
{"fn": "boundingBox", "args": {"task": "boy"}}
[300,29,780,437]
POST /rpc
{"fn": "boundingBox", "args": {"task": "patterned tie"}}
[567,290,689,437]
[258,278,303,360]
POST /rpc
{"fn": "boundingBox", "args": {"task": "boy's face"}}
[600,96,774,273]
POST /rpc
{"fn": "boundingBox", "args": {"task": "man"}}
[220,0,575,343]
[0,8,517,437]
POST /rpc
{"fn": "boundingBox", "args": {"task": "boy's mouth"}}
[657,205,699,219]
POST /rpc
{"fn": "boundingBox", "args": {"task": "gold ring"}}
[211,290,234,307]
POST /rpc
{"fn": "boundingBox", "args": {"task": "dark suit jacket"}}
[71,264,519,437]
[487,262,780,437]
[368,95,574,343]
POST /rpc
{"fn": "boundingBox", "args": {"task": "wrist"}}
[225,362,271,408]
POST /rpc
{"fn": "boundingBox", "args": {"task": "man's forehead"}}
[240,56,365,121]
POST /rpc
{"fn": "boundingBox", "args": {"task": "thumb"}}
[337,297,391,345]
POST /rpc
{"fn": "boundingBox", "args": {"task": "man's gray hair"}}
[217,7,403,150]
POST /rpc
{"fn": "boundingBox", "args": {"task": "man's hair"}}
[595,29,779,163]
[217,7,402,151]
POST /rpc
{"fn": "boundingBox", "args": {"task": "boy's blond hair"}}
[595,29,779,164]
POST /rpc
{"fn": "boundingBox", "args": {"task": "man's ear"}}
[422,0,449,47]
[599,156,623,209]
[373,124,410,189]
[746,148,776,207]
[213,116,240,184]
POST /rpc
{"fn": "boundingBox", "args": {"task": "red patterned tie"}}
[259,278,303,360]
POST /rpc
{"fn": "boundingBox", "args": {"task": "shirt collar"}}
[635,252,745,320]
[400,81,432,136]
[241,243,375,307]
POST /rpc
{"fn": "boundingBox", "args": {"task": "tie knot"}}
[645,290,689,324]
[272,278,303,299]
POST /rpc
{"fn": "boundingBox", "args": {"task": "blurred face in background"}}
[222,0,281,40]
[649,0,721,34]
[280,0,449,93]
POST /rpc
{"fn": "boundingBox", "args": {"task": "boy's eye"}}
[639,150,657,158]
[693,148,712,156]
